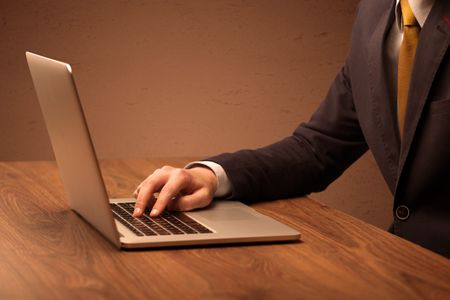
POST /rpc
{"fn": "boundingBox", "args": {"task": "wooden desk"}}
[0,160,449,299]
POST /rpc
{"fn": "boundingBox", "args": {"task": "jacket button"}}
[395,205,410,221]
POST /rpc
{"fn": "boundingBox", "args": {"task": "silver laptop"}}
[26,51,300,249]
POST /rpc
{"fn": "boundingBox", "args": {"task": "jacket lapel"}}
[367,1,399,191]
[396,0,450,190]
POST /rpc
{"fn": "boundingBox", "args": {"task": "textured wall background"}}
[0,0,393,228]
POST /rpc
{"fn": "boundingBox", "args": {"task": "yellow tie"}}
[397,0,420,138]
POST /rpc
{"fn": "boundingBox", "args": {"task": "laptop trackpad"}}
[198,209,258,222]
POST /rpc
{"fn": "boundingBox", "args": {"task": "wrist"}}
[189,166,218,195]
[185,161,232,198]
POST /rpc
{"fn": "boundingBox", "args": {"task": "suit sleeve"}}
[207,63,368,202]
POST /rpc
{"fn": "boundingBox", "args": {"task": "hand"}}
[132,166,218,217]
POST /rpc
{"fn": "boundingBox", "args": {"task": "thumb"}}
[167,189,213,212]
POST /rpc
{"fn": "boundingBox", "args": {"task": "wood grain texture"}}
[0,160,449,300]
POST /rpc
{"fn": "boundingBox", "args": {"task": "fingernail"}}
[134,207,141,215]
[150,208,158,217]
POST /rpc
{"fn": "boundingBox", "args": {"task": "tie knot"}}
[400,0,419,26]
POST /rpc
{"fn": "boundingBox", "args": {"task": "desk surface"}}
[0,159,449,299]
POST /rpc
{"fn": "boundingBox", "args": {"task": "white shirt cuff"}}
[185,161,232,198]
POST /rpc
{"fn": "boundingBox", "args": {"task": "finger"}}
[133,175,154,198]
[133,180,146,197]
[150,170,190,216]
[137,193,157,215]
[133,174,167,217]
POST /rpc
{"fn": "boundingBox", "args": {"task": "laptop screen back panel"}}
[26,52,121,248]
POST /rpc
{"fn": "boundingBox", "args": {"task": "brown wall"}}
[0,0,393,228]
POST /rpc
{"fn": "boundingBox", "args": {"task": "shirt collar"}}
[395,0,435,30]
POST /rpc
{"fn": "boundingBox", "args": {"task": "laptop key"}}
[111,208,144,236]
[111,204,159,236]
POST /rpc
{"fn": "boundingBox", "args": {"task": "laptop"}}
[25,51,300,249]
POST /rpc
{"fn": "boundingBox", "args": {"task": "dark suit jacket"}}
[209,0,450,257]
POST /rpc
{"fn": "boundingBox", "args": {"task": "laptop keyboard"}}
[110,202,213,236]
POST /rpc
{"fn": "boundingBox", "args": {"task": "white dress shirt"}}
[188,0,434,199]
